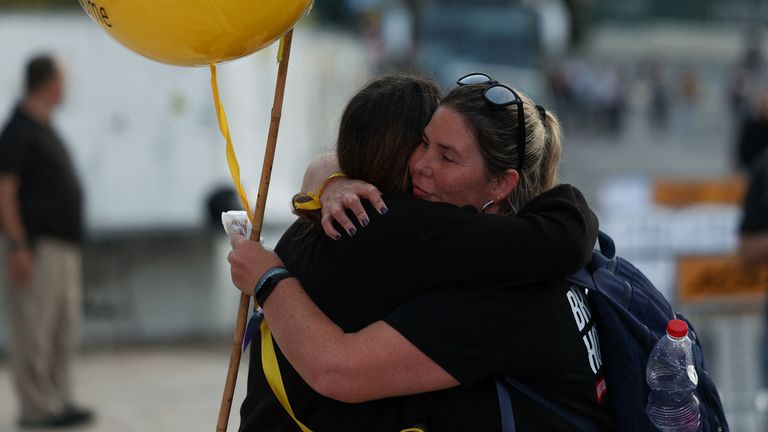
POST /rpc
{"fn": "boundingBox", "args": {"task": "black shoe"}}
[57,405,94,426]
[19,406,94,429]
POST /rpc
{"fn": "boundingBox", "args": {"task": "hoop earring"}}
[481,199,496,214]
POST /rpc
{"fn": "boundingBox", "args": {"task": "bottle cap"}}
[667,319,688,338]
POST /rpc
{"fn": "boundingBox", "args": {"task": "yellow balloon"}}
[78,0,312,66]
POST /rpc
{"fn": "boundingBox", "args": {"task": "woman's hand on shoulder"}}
[228,235,284,296]
[320,178,388,240]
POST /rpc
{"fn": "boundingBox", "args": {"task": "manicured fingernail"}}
[334,234,342,241]
[361,218,370,227]
[348,227,357,236]
[379,206,389,215]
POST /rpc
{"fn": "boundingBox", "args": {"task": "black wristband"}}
[254,266,293,306]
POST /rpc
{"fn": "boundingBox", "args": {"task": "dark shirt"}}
[0,105,83,245]
[385,283,614,431]
[239,185,607,431]
[741,149,768,234]
[737,117,768,171]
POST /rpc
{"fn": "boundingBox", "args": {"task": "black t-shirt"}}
[737,118,768,171]
[239,185,608,431]
[0,105,83,245]
[741,150,768,234]
[384,283,614,431]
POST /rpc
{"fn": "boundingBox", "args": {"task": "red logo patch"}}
[595,377,607,403]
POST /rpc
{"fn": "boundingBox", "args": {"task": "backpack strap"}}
[586,251,613,274]
[586,231,616,273]
[568,265,600,291]
[597,231,616,259]
[495,379,517,432]
[499,377,602,432]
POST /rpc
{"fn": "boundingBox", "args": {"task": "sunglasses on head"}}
[456,73,526,172]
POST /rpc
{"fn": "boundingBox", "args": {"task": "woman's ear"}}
[491,168,519,199]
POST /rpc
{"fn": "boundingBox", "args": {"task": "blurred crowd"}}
[543,44,768,171]
[545,58,707,138]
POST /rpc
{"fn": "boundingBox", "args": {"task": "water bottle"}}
[646,319,701,432]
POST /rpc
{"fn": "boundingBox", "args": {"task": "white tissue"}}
[221,211,253,241]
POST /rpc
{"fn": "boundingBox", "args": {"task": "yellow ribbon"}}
[209,63,254,223]
[261,320,313,432]
[292,172,348,211]
[211,35,312,432]
[277,35,286,63]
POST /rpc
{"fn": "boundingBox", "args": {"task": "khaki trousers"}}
[2,238,82,421]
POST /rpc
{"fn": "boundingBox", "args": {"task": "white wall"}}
[0,12,371,347]
[0,12,370,232]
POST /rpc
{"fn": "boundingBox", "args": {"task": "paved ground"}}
[2,341,764,431]
[0,343,248,432]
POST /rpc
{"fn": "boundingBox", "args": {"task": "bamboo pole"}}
[216,28,295,432]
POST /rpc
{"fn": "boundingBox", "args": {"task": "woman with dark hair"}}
[291,74,440,226]
[229,74,612,431]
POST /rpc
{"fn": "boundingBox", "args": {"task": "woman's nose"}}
[413,150,433,177]
[421,162,433,177]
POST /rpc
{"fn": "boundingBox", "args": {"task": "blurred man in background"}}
[739,145,768,400]
[0,54,93,428]
[736,89,768,171]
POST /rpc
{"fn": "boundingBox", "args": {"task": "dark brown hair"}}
[337,74,441,193]
[294,74,441,221]
[440,84,562,213]
[25,54,58,95]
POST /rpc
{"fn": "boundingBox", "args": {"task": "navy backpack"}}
[496,231,730,431]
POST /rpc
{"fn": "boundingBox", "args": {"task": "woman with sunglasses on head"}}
[229,74,614,431]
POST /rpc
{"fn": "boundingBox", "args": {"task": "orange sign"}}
[677,255,768,302]
[654,176,745,207]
